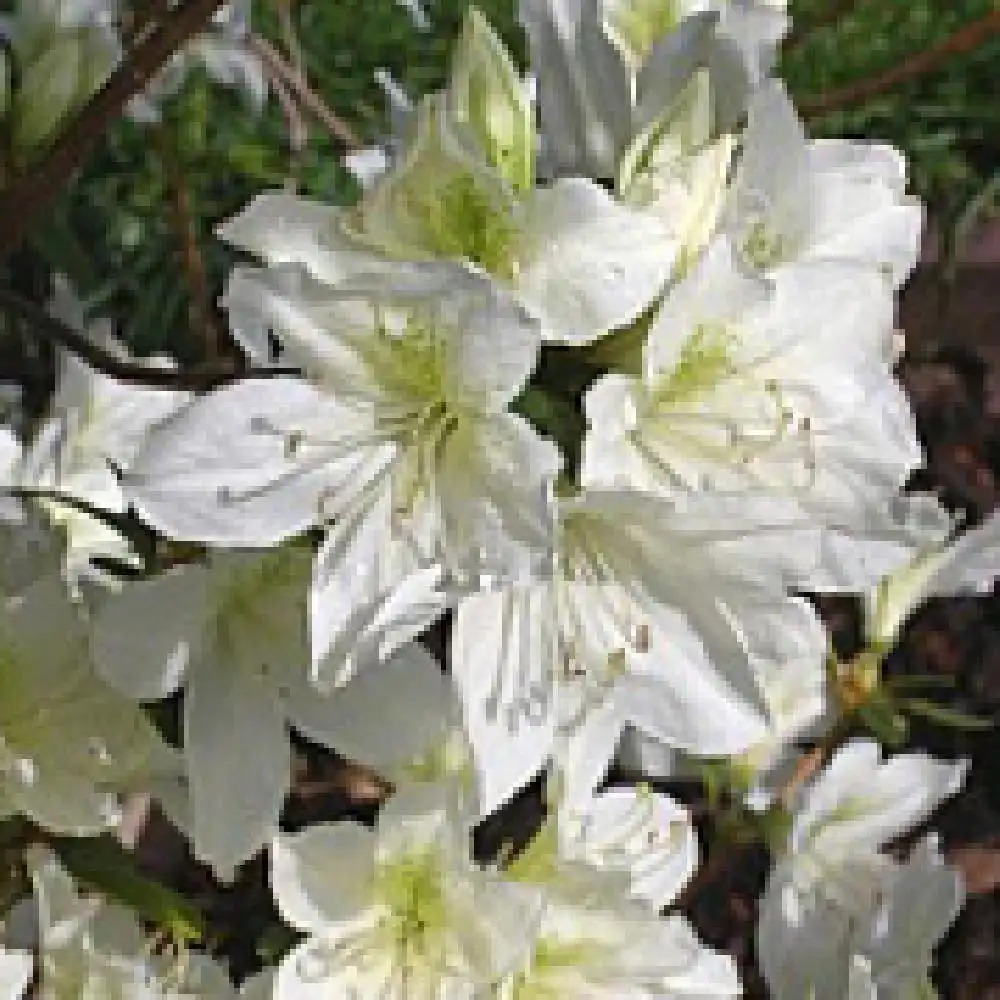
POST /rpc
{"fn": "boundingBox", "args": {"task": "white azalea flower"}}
[90,543,453,880]
[125,261,559,685]
[269,786,540,999]
[0,572,177,836]
[218,8,676,347]
[503,815,738,997]
[222,121,676,347]
[550,738,701,911]
[722,81,923,287]
[581,239,934,585]
[782,837,962,1000]
[757,739,967,1000]
[450,488,832,817]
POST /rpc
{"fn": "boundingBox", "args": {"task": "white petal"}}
[809,175,923,287]
[610,596,771,757]
[757,862,856,1000]
[89,563,209,700]
[438,411,560,573]
[184,656,291,881]
[793,740,968,860]
[867,835,962,986]
[217,190,375,285]
[726,79,812,248]
[518,0,632,180]
[270,824,375,933]
[579,374,654,493]
[125,377,392,546]
[0,949,31,999]
[518,178,676,344]
[922,506,1000,596]
[221,266,383,399]
[289,641,453,773]
[308,483,449,688]
[451,585,555,817]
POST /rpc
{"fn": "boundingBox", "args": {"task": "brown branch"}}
[247,33,363,150]
[270,73,310,155]
[800,9,1000,119]
[0,286,300,391]
[0,0,228,263]
[157,124,224,362]
[277,1,310,158]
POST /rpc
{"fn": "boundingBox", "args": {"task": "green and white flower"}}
[269,786,540,999]
[124,261,560,687]
[90,543,454,880]
[450,488,833,817]
[757,739,967,1000]
[499,890,741,998]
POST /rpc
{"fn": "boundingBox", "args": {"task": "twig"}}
[277,0,310,160]
[157,123,223,362]
[270,73,310,158]
[800,9,1000,119]
[0,0,229,262]
[0,286,300,391]
[247,33,362,150]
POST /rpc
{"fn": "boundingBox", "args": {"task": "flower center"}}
[371,848,450,973]
[650,320,737,408]
[640,320,817,490]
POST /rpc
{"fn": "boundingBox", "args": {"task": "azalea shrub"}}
[0,1,997,998]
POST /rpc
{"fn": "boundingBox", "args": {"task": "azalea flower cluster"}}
[0,0,998,997]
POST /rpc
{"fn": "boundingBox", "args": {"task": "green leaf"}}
[856,696,909,747]
[900,697,995,732]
